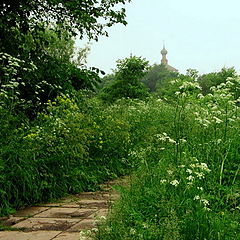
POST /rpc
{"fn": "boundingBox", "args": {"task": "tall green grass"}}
[0,92,173,216]
[95,78,240,239]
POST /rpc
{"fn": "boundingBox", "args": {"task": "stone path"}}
[0,177,127,240]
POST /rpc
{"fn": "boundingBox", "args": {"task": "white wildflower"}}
[192,157,198,162]
[170,180,179,187]
[168,138,176,144]
[142,223,149,229]
[167,170,173,175]
[199,163,211,172]
[204,207,211,211]
[160,179,167,184]
[99,215,106,220]
[130,228,136,235]
[178,165,185,168]
[213,116,223,124]
[195,172,205,179]
[186,175,194,181]
[180,138,187,143]
[201,199,210,206]
[79,230,91,240]
[186,169,192,174]
[194,195,200,200]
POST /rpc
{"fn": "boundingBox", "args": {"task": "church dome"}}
[161,47,168,55]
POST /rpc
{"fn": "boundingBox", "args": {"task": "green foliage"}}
[95,76,240,240]
[100,56,150,102]
[0,26,103,118]
[1,93,171,215]
[197,67,237,95]
[0,0,131,51]
[0,52,37,116]
[1,0,129,117]
[0,95,93,212]
[155,73,200,103]
[142,64,179,92]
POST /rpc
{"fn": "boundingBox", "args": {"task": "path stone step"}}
[0,176,128,240]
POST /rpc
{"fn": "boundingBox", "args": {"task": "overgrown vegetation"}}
[0,0,132,215]
[100,56,150,103]
[0,1,239,238]
[95,75,240,240]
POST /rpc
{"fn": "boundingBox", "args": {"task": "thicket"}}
[0,0,133,215]
[0,43,161,216]
[1,91,160,215]
[95,76,240,240]
[100,56,150,103]
[1,2,239,238]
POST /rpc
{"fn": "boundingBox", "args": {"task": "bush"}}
[95,77,240,240]
[100,56,150,103]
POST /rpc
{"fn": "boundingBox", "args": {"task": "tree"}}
[142,64,179,92]
[0,25,103,118]
[0,0,131,56]
[197,67,237,95]
[100,56,150,102]
[0,1,131,117]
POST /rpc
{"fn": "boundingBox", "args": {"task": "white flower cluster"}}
[178,158,211,188]
[179,81,202,91]
[193,195,211,211]
[79,230,92,240]
[160,169,179,187]
[170,179,180,187]
[156,132,176,144]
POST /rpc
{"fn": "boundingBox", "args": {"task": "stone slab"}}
[52,232,81,240]
[0,231,61,240]
[75,192,110,200]
[63,200,108,209]
[67,219,96,231]
[92,209,109,219]
[34,207,97,219]
[2,216,25,226]
[37,202,63,207]
[12,217,81,231]
[14,207,49,217]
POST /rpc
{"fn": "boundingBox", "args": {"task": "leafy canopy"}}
[100,56,150,102]
[0,0,131,42]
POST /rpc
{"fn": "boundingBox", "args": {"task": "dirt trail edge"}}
[0,176,128,240]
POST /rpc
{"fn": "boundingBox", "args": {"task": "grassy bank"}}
[1,76,239,239]
[95,79,240,239]
[0,92,173,216]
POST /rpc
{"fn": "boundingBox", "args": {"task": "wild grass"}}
[95,77,240,239]
[1,73,239,239]
[0,91,173,216]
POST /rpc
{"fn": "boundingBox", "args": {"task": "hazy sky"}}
[76,0,240,75]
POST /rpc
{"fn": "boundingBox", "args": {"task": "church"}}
[160,45,178,72]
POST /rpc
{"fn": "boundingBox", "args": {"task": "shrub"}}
[100,56,150,103]
[95,77,240,240]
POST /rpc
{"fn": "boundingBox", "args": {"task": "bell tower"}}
[161,44,168,65]
[160,43,178,72]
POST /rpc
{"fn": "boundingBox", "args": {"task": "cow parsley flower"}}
[186,175,194,181]
[170,180,179,186]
